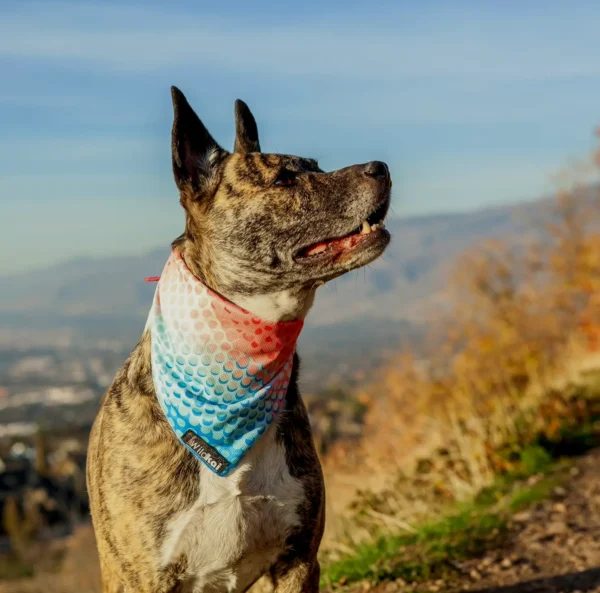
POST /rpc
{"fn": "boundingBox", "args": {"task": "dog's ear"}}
[234,99,261,154]
[171,86,226,191]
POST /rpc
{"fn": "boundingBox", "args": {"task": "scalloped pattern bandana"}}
[146,251,303,476]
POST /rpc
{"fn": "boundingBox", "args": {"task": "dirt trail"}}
[361,449,600,593]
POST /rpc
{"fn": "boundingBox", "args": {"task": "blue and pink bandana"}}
[146,251,303,476]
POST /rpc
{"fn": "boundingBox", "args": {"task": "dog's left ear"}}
[234,99,261,154]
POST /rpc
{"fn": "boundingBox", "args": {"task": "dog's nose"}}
[363,161,389,179]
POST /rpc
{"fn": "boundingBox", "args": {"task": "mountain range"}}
[0,196,552,390]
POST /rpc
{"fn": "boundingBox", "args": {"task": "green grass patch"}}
[321,448,567,589]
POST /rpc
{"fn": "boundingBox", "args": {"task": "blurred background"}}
[2,2,600,592]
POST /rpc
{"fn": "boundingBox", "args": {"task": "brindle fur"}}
[87,87,391,593]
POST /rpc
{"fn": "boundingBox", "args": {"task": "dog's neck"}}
[234,289,316,323]
[179,244,317,323]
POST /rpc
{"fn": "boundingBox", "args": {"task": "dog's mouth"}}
[294,198,390,264]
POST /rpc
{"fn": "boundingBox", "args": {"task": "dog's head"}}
[170,87,391,319]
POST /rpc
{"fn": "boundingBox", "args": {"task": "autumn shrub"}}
[333,133,600,543]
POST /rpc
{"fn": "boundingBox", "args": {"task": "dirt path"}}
[359,449,600,593]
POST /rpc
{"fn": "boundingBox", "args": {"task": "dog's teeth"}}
[360,220,371,235]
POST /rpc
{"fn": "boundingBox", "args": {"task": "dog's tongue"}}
[304,233,364,257]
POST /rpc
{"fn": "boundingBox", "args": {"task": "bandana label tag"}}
[182,430,231,475]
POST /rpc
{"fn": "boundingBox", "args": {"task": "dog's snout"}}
[363,161,389,179]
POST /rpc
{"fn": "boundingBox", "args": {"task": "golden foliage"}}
[352,133,600,505]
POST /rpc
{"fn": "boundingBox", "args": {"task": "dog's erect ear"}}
[171,86,225,191]
[234,99,261,154]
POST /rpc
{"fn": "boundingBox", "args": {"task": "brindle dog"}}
[87,87,391,593]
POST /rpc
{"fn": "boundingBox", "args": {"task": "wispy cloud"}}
[2,1,600,80]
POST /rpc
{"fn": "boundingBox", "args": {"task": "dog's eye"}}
[274,170,296,187]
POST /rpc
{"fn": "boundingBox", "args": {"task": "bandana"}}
[146,251,303,476]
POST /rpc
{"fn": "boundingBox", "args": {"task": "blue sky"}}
[2,1,600,273]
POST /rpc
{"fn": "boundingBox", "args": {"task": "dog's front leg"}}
[271,559,320,593]
[99,560,124,593]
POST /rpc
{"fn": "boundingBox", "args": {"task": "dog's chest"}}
[160,426,304,593]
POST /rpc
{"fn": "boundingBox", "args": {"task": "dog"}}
[87,86,391,593]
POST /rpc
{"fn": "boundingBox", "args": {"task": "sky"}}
[2,1,600,274]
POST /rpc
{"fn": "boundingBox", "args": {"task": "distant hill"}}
[0,198,549,322]
[0,196,553,389]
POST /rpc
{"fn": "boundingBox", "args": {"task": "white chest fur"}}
[160,424,305,593]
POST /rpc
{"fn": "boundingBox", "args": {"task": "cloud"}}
[2,1,600,80]
[0,137,160,163]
